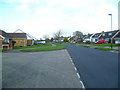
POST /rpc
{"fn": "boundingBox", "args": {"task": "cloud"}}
[16,4,28,10]
[0,0,118,39]
[2,0,40,3]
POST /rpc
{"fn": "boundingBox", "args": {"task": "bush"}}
[12,41,16,47]
[63,37,68,42]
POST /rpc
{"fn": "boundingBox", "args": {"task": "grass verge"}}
[0,49,7,53]
[95,47,118,51]
[91,44,120,47]
[21,44,65,52]
[0,49,2,53]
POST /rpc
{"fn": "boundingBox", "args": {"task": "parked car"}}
[83,40,90,44]
[95,40,105,44]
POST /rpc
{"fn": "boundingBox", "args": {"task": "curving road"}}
[61,44,118,88]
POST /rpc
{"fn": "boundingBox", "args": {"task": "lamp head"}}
[108,14,112,16]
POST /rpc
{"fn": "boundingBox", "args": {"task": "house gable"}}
[99,30,119,39]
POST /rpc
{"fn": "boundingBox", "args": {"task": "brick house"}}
[8,33,27,47]
[0,30,28,49]
[0,30,10,50]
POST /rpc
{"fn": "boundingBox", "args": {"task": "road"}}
[61,44,118,88]
[2,50,83,88]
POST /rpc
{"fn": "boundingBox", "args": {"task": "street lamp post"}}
[108,14,112,49]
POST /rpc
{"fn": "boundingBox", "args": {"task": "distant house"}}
[8,33,27,47]
[91,33,102,42]
[99,30,119,43]
[69,36,78,43]
[83,34,94,42]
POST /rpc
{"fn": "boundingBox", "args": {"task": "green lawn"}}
[0,49,6,53]
[13,43,52,49]
[21,44,65,52]
[95,47,118,51]
[79,44,119,51]
[0,49,2,53]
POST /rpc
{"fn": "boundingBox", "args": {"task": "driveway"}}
[2,50,83,88]
[61,44,118,88]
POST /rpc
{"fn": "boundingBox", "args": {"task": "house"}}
[113,30,120,44]
[99,30,120,43]
[0,35,4,49]
[91,33,102,42]
[0,30,28,49]
[27,39,34,46]
[83,34,94,42]
[69,36,78,43]
[8,33,27,47]
[14,29,36,46]
[0,35,4,40]
[0,30,10,50]
[0,30,10,43]
[0,29,38,49]
[112,30,120,44]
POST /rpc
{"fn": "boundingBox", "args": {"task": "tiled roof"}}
[0,30,9,38]
[8,33,27,39]
[84,34,93,39]
[92,33,102,38]
[99,30,119,39]
[114,31,120,38]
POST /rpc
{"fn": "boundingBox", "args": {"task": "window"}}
[108,33,112,36]
[103,34,105,36]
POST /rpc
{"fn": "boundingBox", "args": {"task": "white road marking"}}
[74,67,77,71]
[72,62,74,66]
[80,81,85,89]
[69,55,85,88]
[76,73,80,79]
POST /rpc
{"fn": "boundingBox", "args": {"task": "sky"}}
[0,0,119,39]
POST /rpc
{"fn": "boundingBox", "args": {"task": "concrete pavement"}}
[2,50,83,88]
[0,53,2,90]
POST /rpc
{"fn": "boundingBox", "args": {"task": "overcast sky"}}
[0,0,119,39]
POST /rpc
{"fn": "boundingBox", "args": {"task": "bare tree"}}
[43,34,49,43]
[43,34,49,40]
[73,31,83,37]
[53,29,63,43]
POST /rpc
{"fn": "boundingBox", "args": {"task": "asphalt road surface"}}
[61,44,118,88]
[2,50,83,88]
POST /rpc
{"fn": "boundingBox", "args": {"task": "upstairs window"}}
[108,33,112,36]
[103,34,105,36]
